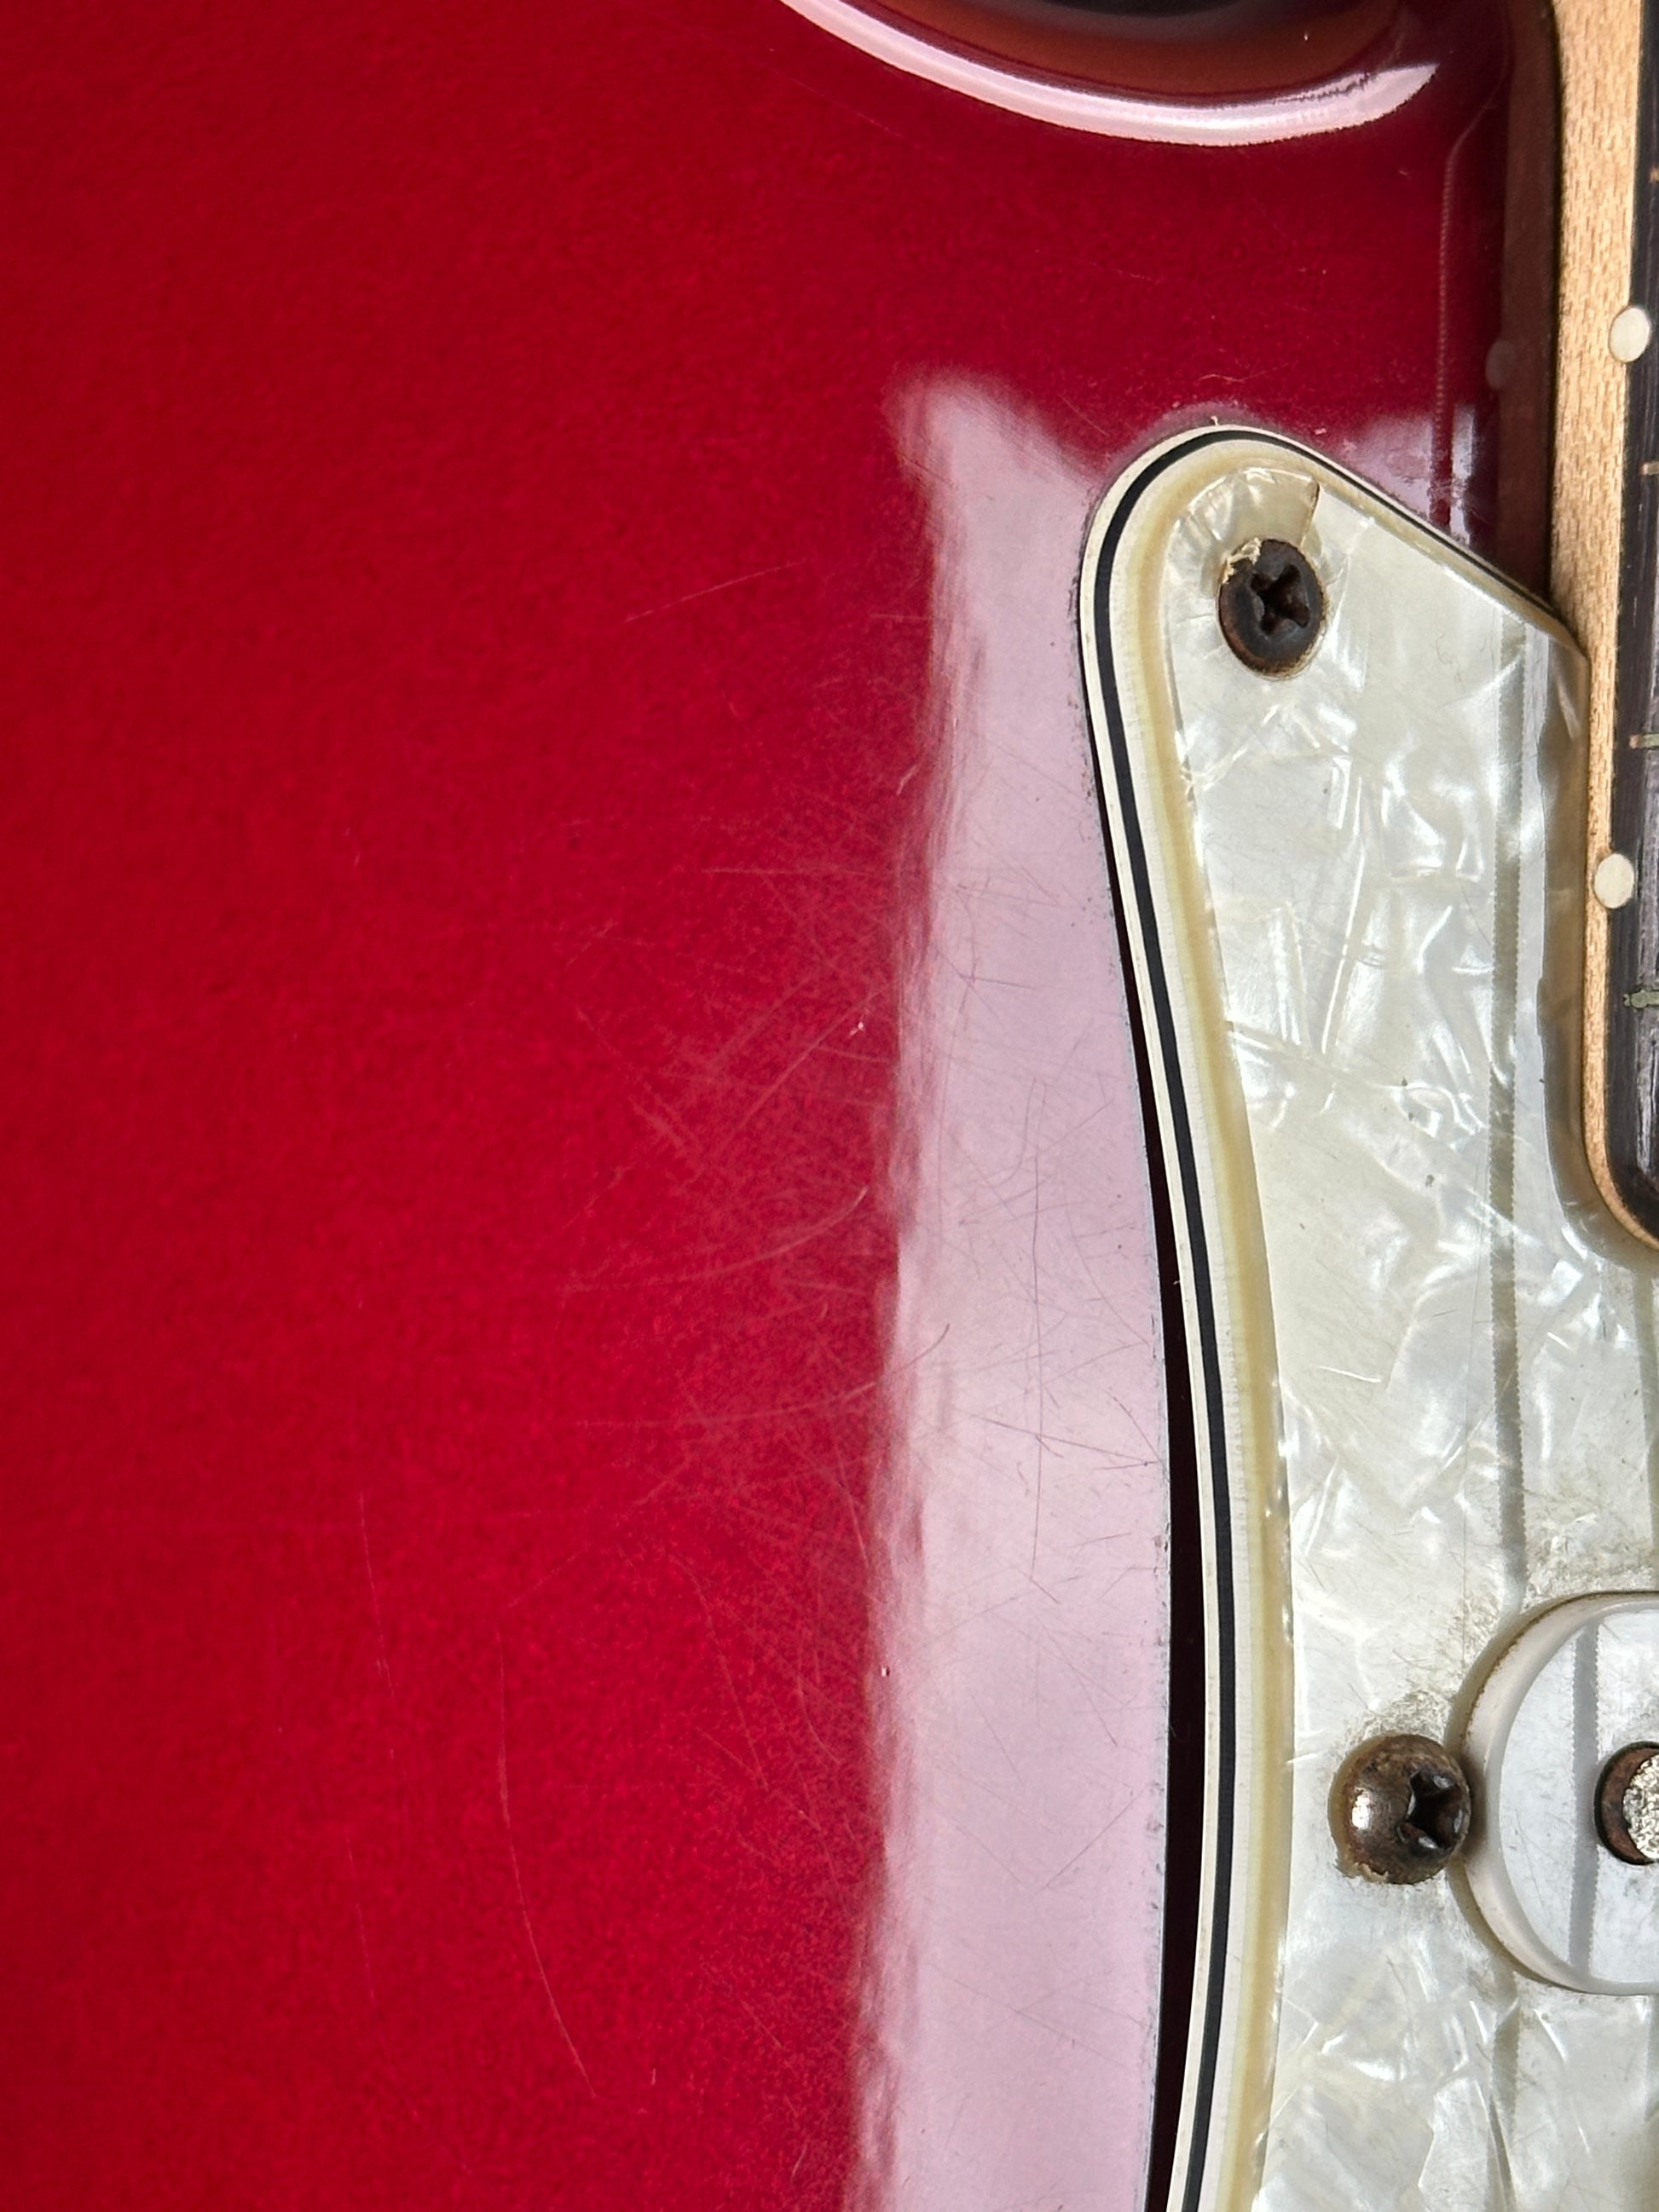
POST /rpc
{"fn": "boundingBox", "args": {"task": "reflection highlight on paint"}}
[858,384,1169,2211]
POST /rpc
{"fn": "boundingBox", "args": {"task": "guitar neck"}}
[1557,0,1658,1237]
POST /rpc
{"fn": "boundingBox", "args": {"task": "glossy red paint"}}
[0,3,1551,2205]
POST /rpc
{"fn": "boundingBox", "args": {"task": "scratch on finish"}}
[669,1557,768,1786]
[358,1492,394,1695]
[621,559,805,626]
[498,1636,598,2096]
[345,1834,480,2174]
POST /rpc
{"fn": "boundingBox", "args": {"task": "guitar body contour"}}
[6,5,1645,2210]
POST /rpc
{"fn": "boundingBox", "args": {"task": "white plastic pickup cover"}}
[1082,433,1659,2212]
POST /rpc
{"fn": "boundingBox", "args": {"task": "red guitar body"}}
[0,3,1553,2205]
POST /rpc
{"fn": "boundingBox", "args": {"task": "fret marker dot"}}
[1595,852,1637,910]
[1610,305,1653,363]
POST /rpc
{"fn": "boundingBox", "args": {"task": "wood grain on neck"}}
[1554,0,1648,1243]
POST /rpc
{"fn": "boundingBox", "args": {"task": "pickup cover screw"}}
[1332,1733,1471,1885]
[1217,537,1324,675]
[1596,1743,1659,1864]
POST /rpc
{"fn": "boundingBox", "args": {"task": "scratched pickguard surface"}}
[1084,432,1659,2212]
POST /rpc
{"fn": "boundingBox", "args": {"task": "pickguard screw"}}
[1596,1742,1659,1865]
[1331,1733,1471,1885]
[1217,536,1324,675]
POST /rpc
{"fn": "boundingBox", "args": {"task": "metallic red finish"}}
[0,3,1551,2205]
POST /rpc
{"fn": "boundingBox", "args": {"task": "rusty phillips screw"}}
[1217,536,1324,675]
[1331,1732,1472,1886]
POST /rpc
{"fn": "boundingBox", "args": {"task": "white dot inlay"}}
[1610,304,1653,363]
[1594,852,1637,910]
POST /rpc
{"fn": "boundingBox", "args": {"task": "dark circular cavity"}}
[1595,1741,1659,1866]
